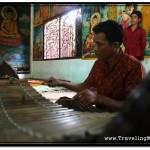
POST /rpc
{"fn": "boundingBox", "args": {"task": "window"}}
[44,7,82,60]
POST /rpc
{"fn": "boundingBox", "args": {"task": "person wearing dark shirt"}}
[123,11,146,61]
[45,20,143,112]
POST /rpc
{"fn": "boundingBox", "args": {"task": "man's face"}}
[131,14,141,25]
[93,32,116,61]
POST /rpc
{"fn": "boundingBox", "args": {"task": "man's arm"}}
[61,82,87,92]
[45,76,87,92]
[72,89,124,111]
[96,95,124,111]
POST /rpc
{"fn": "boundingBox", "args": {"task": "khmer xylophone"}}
[0,78,116,143]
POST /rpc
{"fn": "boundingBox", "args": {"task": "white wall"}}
[30,57,150,83]
[31,59,95,83]
[142,58,150,74]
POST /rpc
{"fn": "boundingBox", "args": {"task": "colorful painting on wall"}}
[0,4,30,73]
[50,4,72,18]
[82,4,109,59]
[34,4,50,27]
[109,4,117,21]
[33,24,43,60]
[82,4,150,59]
[117,4,136,30]
[137,5,150,56]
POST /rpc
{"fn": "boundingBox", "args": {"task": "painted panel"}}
[137,4,150,56]
[33,24,43,60]
[34,4,50,27]
[0,4,30,73]
[109,4,117,21]
[82,4,109,59]
[117,4,136,29]
[51,4,72,18]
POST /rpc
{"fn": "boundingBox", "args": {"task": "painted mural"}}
[137,5,150,56]
[0,4,30,73]
[109,4,117,21]
[33,24,43,60]
[51,4,72,18]
[34,4,50,27]
[82,4,109,58]
[33,4,150,60]
[82,4,150,59]
[117,4,136,30]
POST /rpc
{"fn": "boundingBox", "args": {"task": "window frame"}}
[43,6,82,60]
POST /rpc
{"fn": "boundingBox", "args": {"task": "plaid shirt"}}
[83,51,143,101]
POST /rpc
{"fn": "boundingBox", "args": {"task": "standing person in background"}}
[123,11,146,61]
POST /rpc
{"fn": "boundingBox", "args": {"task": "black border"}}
[1,1,150,147]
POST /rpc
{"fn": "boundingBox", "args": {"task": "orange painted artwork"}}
[0,6,22,46]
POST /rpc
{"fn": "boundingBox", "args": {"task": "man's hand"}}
[44,76,63,86]
[72,89,97,106]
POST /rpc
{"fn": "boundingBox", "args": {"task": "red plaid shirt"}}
[83,51,143,101]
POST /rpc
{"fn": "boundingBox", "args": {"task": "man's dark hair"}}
[93,20,123,45]
[130,10,142,19]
